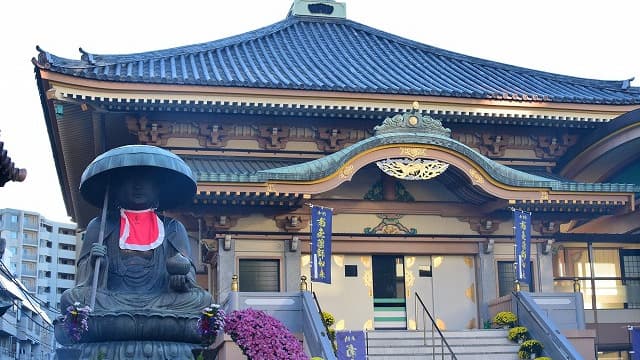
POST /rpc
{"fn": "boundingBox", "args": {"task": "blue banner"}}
[311,205,332,284]
[632,327,640,360]
[514,209,531,283]
[336,330,366,360]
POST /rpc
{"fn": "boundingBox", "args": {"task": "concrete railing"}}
[513,291,589,360]
[218,275,336,360]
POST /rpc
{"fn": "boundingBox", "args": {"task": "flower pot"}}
[191,348,218,360]
[56,348,81,360]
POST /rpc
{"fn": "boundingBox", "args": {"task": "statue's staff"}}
[89,183,109,309]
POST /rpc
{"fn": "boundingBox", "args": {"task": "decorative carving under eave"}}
[476,133,511,157]
[364,214,417,235]
[315,127,350,151]
[126,115,171,145]
[202,215,239,235]
[463,217,500,235]
[532,134,577,159]
[274,215,309,232]
[197,123,229,148]
[257,126,290,150]
[532,220,560,235]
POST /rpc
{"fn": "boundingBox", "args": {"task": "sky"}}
[1,0,639,224]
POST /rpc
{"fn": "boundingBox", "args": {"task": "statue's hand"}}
[90,243,107,258]
[169,274,188,292]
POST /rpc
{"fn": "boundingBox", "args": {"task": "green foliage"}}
[321,311,335,327]
[321,311,337,352]
[508,326,530,342]
[311,357,325,360]
[535,357,552,360]
[518,339,544,359]
[493,311,517,327]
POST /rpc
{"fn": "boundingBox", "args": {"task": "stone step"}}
[367,353,519,360]
[367,338,515,347]
[364,329,520,360]
[366,329,509,339]
[367,344,519,355]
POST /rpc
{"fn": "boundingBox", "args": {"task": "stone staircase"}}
[366,329,520,360]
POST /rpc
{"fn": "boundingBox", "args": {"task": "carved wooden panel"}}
[126,115,171,146]
[197,123,230,148]
[532,134,578,159]
[274,214,309,232]
[461,217,500,235]
[257,126,290,150]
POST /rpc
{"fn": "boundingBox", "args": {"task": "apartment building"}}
[0,208,75,359]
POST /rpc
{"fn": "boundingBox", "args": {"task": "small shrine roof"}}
[34,13,640,105]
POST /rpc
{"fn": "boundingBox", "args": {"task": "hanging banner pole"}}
[310,204,333,284]
[512,208,532,286]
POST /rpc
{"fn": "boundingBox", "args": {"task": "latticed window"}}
[497,261,534,297]
[620,250,640,309]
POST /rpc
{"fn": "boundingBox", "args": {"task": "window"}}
[22,231,37,245]
[10,215,17,223]
[58,244,76,251]
[497,261,534,297]
[21,278,35,292]
[58,258,75,266]
[23,215,38,228]
[57,273,75,281]
[345,265,358,277]
[239,259,280,292]
[553,247,625,309]
[58,228,74,236]
[620,249,640,309]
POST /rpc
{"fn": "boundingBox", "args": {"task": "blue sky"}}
[1,0,638,223]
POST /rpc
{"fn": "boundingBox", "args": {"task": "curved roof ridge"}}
[37,17,298,68]
[341,18,635,90]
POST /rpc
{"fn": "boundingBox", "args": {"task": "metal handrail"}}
[312,291,336,353]
[512,291,584,360]
[415,292,457,360]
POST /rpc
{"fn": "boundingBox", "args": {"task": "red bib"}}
[119,209,165,251]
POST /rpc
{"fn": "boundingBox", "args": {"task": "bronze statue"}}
[56,145,213,359]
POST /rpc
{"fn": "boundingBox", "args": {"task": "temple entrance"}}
[372,255,407,329]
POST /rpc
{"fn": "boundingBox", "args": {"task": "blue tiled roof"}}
[34,14,640,105]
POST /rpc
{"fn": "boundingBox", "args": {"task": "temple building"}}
[33,0,639,358]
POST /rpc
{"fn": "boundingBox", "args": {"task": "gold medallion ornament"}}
[376,158,449,180]
[468,168,485,184]
[339,164,355,179]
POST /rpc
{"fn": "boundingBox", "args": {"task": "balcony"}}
[22,237,38,246]
[21,253,37,262]
[20,269,37,277]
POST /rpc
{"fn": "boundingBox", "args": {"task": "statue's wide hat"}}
[79,145,196,210]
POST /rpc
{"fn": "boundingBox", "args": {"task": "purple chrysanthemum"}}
[224,308,309,360]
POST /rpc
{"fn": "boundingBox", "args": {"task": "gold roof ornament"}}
[373,103,451,137]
